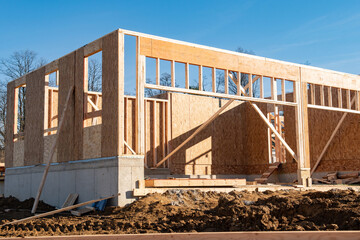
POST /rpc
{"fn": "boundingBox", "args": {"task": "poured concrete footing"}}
[4,155,144,208]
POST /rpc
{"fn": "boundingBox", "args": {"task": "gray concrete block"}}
[75,168,95,203]
[59,170,76,207]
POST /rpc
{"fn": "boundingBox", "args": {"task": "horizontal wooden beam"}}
[145,84,297,107]
[84,110,102,119]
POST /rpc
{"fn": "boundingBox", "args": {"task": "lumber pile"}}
[313,172,360,185]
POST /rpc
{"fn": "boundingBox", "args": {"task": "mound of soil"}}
[1,189,360,237]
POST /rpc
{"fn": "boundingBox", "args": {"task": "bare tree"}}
[145,73,177,97]
[0,50,46,149]
[87,59,102,92]
[215,47,259,97]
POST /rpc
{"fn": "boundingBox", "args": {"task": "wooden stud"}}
[185,63,189,89]
[124,97,128,154]
[24,67,45,166]
[171,60,175,87]
[294,81,311,186]
[328,86,332,107]
[166,100,171,168]
[152,101,157,166]
[249,73,253,97]
[357,91,360,111]
[270,77,275,100]
[347,89,351,109]
[44,75,49,136]
[5,82,15,168]
[156,58,160,85]
[13,87,19,134]
[320,85,325,106]
[260,76,264,98]
[224,69,228,94]
[338,88,342,108]
[199,65,203,91]
[212,67,216,93]
[267,113,272,163]
[281,79,286,102]
[236,71,241,95]
[310,84,315,105]
[135,36,146,154]
[101,30,124,157]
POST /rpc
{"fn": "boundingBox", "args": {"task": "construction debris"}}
[313,172,360,185]
[1,189,360,238]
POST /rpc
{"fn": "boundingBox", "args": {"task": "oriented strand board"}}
[58,52,75,163]
[83,125,101,159]
[43,134,57,163]
[13,139,24,167]
[140,37,300,81]
[24,67,45,166]
[5,81,15,168]
[74,48,85,160]
[101,31,124,157]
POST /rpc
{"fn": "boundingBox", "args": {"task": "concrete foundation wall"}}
[4,155,144,208]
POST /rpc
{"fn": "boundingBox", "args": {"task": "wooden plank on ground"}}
[62,193,79,208]
[144,178,246,187]
[24,67,45,165]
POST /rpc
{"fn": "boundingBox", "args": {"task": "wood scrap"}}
[1,193,120,227]
[71,206,95,217]
[62,193,79,208]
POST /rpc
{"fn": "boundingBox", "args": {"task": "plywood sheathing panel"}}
[74,48,85,160]
[24,67,45,166]
[83,125,101,159]
[5,81,15,168]
[58,52,75,163]
[101,31,124,157]
[13,139,24,167]
[169,93,249,175]
[43,134,57,163]
[140,37,300,81]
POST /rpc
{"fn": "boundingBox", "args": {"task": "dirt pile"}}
[1,189,360,237]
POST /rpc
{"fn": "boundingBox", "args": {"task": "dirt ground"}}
[1,188,360,237]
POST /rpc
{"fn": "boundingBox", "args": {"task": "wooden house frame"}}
[5,29,360,189]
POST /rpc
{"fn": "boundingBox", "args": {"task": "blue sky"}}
[1,0,360,78]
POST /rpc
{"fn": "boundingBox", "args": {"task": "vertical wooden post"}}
[5,82,15,168]
[44,75,49,135]
[199,65,203,91]
[260,76,264,98]
[156,58,160,85]
[281,79,286,101]
[294,76,311,187]
[249,73,253,97]
[171,60,175,87]
[212,68,216,93]
[185,63,190,89]
[236,71,241,95]
[320,85,325,106]
[152,101,157,166]
[136,36,146,154]
[101,30,124,157]
[224,70,228,94]
[328,86,332,107]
